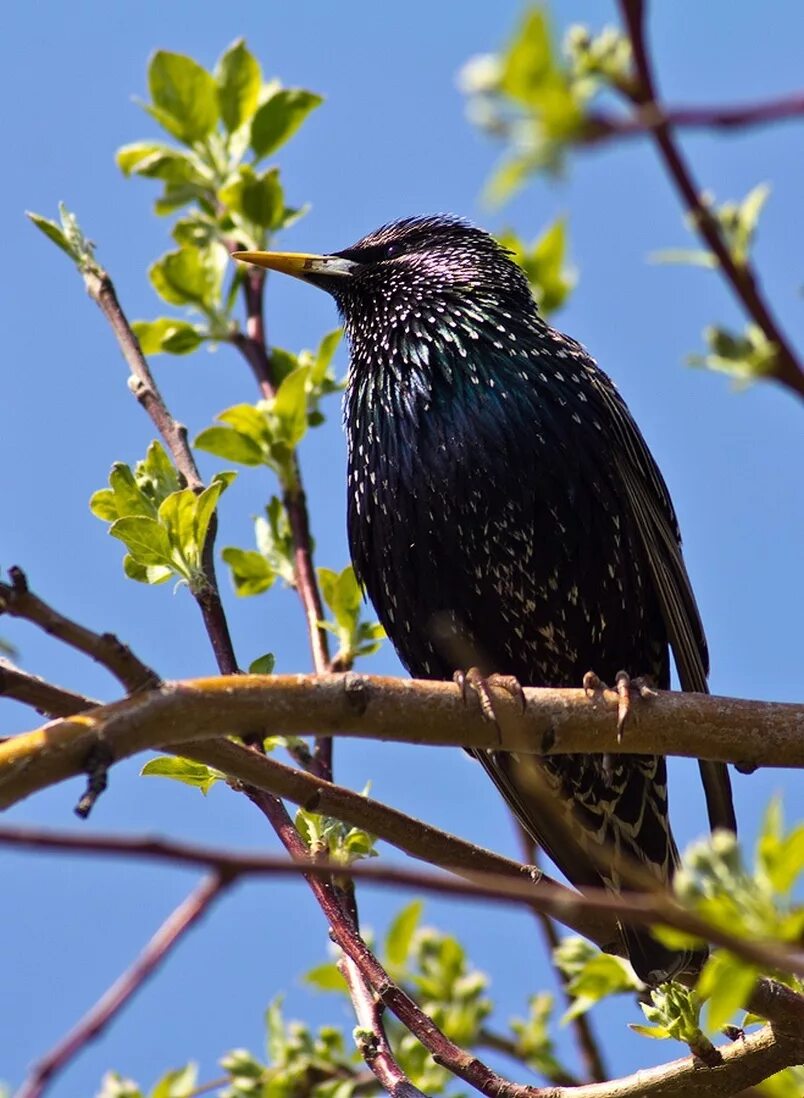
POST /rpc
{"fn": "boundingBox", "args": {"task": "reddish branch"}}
[582,92,804,145]
[16,872,232,1098]
[228,262,334,777]
[0,567,158,694]
[82,265,239,674]
[617,0,804,401]
[518,832,607,1085]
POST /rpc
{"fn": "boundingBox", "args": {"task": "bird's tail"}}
[473,748,702,984]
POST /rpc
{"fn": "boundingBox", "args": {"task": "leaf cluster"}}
[459,8,631,200]
[90,442,234,589]
[497,217,576,316]
[116,40,321,355]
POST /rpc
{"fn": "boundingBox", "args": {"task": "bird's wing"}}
[588,370,736,834]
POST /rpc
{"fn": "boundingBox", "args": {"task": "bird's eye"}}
[383,242,403,260]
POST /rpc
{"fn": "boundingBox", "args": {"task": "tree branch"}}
[617,0,804,401]
[2,817,800,983]
[228,261,335,777]
[518,831,607,1085]
[0,568,158,694]
[15,871,232,1098]
[81,264,239,674]
[0,659,99,718]
[580,92,804,146]
[2,674,801,811]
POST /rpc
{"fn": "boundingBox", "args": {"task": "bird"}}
[234,215,735,984]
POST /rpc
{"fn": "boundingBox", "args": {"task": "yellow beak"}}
[231,250,357,281]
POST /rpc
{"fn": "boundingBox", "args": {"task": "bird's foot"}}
[453,667,526,723]
[583,669,657,743]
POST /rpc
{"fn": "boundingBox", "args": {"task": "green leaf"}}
[251,89,323,159]
[138,441,182,503]
[273,365,311,446]
[132,317,204,355]
[149,245,225,310]
[385,900,423,967]
[195,425,265,465]
[698,951,759,1032]
[255,498,296,585]
[222,547,276,596]
[149,1063,198,1098]
[216,39,262,132]
[248,652,276,674]
[123,556,172,586]
[757,797,804,895]
[218,402,270,440]
[218,166,284,230]
[688,324,778,384]
[26,211,75,259]
[304,963,347,992]
[116,144,206,184]
[109,516,174,567]
[193,480,227,559]
[147,51,218,144]
[498,218,576,316]
[141,755,224,795]
[553,937,638,1021]
[116,141,169,175]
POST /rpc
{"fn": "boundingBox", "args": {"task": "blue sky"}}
[2,2,803,1094]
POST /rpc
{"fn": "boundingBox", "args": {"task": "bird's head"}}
[233,215,538,356]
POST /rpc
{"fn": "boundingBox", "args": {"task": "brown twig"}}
[81,265,239,674]
[6,821,804,1095]
[580,92,804,145]
[339,944,428,1098]
[0,567,158,694]
[228,260,335,777]
[246,788,543,1098]
[0,659,99,718]
[15,871,232,1098]
[2,815,803,983]
[617,0,804,401]
[517,831,607,1085]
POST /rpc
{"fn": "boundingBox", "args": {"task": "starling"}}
[234,216,735,984]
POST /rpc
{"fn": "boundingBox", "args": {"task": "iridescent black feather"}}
[305,215,734,983]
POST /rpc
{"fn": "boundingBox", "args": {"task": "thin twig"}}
[3,821,803,984]
[339,954,429,1098]
[580,92,804,145]
[517,830,607,1085]
[0,659,99,718]
[229,261,334,776]
[82,265,239,674]
[15,872,232,1098]
[0,567,158,694]
[7,820,804,1095]
[246,788,538,1098]
[617,0,804,401]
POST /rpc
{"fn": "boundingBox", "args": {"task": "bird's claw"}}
[453,667,526,723]
[583,669,657,743]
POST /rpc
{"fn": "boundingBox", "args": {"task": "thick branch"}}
[618,0,804,401]
[1,675,801,811]
[0,568,158,693]
[16,872,231,1098]
[82,265,238,674]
